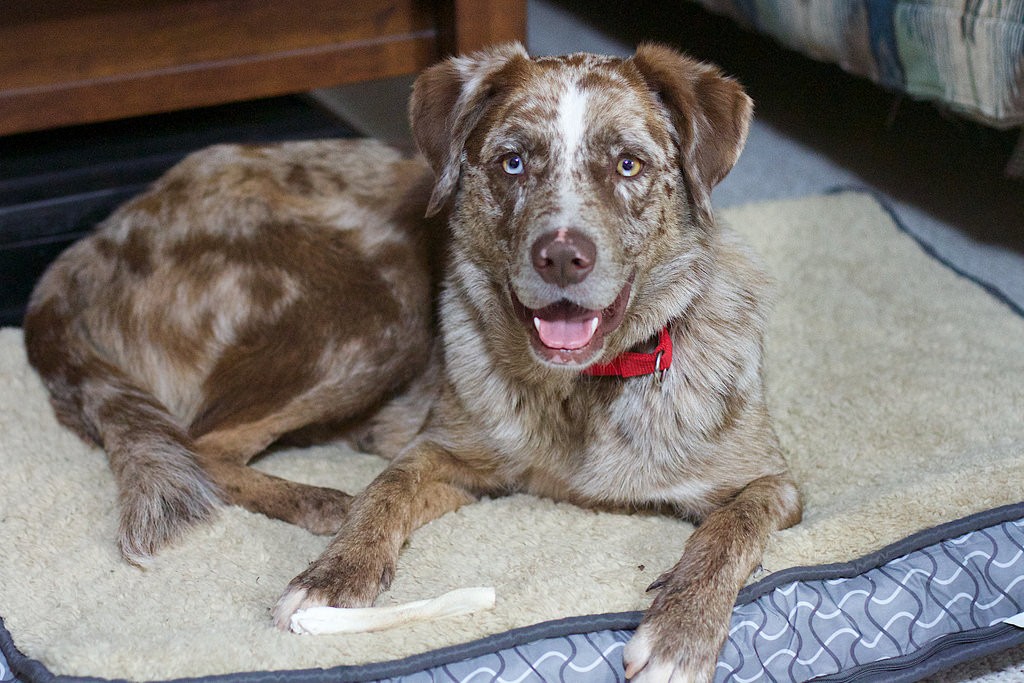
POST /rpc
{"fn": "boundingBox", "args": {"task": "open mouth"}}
[511,279,633,366]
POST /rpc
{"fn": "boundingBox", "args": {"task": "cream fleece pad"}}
[1,191,1021,680]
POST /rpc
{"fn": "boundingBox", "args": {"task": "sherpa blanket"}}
[1,191,1022,680]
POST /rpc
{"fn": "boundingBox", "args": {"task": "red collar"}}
[583,327,672,378]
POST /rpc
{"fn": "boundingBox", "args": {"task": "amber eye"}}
[616,155,644,178]
[501,153,525,175]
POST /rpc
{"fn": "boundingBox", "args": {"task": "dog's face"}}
[411,43,752,371]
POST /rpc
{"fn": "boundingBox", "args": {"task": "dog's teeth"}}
[590,317,599,334]
[533,316,543,333]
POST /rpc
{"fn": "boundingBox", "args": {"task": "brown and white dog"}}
[24,43,801,682]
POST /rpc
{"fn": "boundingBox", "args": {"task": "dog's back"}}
[24,139,440,563]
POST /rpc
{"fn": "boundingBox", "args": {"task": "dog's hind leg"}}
[192,411,353,535]
[183,328,424,535]
[182,274,434,535]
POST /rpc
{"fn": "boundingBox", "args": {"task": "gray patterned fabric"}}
[689,0,1024,128]
[381,631,632,682]
[718,518,1024,681]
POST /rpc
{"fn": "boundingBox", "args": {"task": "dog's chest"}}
[468,372,713,508]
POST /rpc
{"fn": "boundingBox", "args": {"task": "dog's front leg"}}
[623,474,801,683]
[272,442,478,629]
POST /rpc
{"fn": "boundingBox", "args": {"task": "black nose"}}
[531,229,597,287]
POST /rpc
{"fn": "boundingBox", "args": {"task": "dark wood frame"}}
[0,0,527,136]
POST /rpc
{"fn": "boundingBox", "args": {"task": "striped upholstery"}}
[691,0,1024,128]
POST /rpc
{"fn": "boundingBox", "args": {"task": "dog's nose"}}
[531,229,596,287]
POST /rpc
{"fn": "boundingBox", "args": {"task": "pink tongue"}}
[533,315,599,350]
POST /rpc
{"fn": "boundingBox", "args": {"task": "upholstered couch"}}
[689,0,1024,172]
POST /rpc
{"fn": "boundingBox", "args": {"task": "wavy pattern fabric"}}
[387,632,633,682]
[719,517,1024,681]
[691,0,1024,127]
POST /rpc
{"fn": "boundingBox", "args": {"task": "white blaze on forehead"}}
[556,81,589,164]
[553,80,589,215]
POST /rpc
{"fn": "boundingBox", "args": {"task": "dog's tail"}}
[23,276,221,566]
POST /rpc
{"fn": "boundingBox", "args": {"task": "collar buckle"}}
[582,326,673,379]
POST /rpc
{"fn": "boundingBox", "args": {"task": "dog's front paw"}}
[273,585,317,630]
[271,549,396,630]
[622,579,727,683]
[623,622,719,683]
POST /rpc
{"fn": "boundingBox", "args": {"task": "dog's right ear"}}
[410,42,529,217]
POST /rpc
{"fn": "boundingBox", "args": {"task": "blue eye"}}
[501,154,525,175]
[616,155,644,177]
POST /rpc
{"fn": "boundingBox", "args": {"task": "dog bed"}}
[1,190,1022,682]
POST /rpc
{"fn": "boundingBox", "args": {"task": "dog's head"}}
[410,43,752,372]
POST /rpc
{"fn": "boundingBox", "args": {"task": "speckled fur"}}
[25,43,801,683]
[278,44,801,683]
[24,139,442,561]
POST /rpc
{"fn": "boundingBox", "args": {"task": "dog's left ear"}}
[410,42,530,216]
[630,43,753,219]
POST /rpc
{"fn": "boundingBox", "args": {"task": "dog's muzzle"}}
[530,228,596,289]
[512,228,632,367]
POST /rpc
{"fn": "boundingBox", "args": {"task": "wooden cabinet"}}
[0,0,527,136]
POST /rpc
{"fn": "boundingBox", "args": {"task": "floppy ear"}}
[630,43,752,220]
[409,42,530,216]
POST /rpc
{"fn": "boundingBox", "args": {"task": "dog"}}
[24,43,802,682]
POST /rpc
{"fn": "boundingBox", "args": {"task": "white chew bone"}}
[288,586,497,635]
